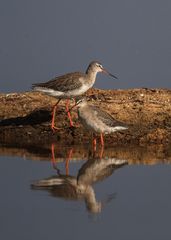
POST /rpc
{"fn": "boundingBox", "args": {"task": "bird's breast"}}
[78,107,108,133]
[66,84,90,97]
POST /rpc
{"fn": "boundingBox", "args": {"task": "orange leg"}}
[93,138,97,147]
[66,99,74,127]
[99,145,104,159]
[65,148,73,175]
[100,133,104,147]
[51,143,57,170]
[51,99,61,131]
[92,135,97,152]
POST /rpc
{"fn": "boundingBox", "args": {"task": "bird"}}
[32,61,117,131]
[31,143,127,213]
[72,98,128,148]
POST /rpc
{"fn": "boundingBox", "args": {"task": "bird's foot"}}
[69,123,80,129]
[51,126,62,132]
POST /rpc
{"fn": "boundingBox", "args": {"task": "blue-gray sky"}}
[0,0,171,92]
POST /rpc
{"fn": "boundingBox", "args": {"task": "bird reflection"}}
[51,143,73,175]
[31,144,128,213]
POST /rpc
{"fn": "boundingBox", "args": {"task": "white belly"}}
[64,84,90,97]
[33,84,91,98]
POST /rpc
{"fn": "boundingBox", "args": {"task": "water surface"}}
[0,144,171,240]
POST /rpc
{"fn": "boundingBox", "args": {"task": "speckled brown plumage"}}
[32,72,84,92]
[31,61,117,130]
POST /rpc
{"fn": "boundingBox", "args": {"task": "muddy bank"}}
[0,143,171,165]
[0,88,171,146]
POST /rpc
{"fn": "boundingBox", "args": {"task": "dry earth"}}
[0,88,171,147]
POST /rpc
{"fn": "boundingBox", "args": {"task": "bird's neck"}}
[84,186,101,213]
[86,70,98,84]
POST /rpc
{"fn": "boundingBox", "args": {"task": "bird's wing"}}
[31,175,75,188]
[90,105,127,128]
[32,72,84,92]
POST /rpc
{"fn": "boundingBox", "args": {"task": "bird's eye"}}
[96,63,102,68]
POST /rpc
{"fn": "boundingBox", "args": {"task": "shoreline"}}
[0,87,171,146]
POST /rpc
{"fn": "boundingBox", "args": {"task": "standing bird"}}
[31,144,127,213]
[73,98,128,148]
[32,61,117,131]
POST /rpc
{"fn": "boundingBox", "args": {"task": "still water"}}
[0,144,171,240]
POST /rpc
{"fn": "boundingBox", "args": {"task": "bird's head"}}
[86,61,118,79]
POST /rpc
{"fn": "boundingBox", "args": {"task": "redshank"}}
[72,98,128,148]
[31,145,127,213]
[32,61,117,131]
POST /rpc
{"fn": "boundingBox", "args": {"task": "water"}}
[0,145,171,240]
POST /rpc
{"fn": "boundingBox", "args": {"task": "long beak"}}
[68,101,80,112]
[102,68,118,79]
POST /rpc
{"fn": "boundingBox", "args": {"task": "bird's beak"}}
[68,101,80,112]
[102,68,118,79]
[68,104,76,112]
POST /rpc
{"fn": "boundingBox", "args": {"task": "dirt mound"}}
[0,88,171,146]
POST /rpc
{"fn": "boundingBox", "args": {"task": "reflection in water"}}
[51,143,73,176]
[1,143,171,165]
[31,144,128,213]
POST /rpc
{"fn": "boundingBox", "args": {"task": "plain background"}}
[0,0,171,93]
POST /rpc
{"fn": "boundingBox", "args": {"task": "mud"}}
[0,88,171,147]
